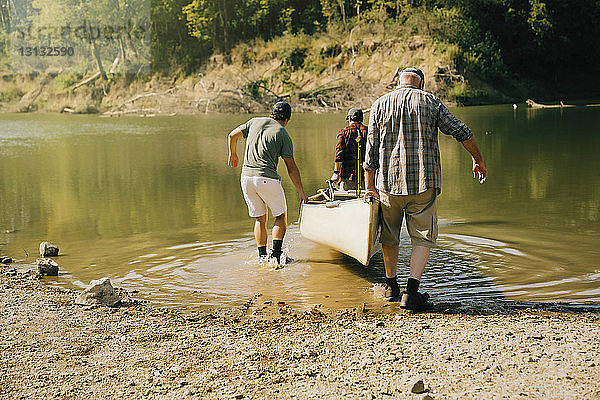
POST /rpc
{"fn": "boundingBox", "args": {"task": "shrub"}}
[281,47,307,70]
[0,87,24,102]
[446,82,479,104]
[54,72,83,92]
[243,78,269,99]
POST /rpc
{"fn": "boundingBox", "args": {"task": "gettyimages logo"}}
[5,0,150,74]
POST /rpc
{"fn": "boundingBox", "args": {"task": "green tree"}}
[152,0,204,73]
[528,0,553,45]
[184,0,324,54]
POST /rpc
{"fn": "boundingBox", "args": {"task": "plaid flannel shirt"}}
[363,85,473,195]
[334,121,368,181]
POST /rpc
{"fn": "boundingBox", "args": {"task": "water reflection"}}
[0,107,598,309]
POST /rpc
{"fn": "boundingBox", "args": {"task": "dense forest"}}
[1,0,599,111]
[157,0,600,88]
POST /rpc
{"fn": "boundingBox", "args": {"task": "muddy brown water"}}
[0,105,598,309]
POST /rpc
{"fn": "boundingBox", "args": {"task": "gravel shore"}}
[1,268,599,400]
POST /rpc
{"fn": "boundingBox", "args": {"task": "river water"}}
[0,105,598,309]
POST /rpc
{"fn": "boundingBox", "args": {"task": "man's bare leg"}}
[382,244,400,299]
[409,245,430,281]
[382,244,399,278]
[254,214,268,257]
[272,212,287,240]
[400,244,432,311]
[404,244,430,295]
[271,212,287,263]
[254,214,268,246]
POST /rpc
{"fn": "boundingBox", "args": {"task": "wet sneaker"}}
[385,285,401,302]
[399,291,433,311]
[268,252,293,266]
[280,255,294,264]
[269,254,294,265]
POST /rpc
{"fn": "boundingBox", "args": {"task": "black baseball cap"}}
[271,101,292,120]
[401,67,425,84]
[346,107,363,122]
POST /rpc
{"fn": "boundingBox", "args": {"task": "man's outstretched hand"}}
[298,191,309,204]
[473,160,487,184]
[228,153,239,168]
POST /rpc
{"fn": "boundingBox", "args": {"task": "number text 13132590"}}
[18,47,75,57]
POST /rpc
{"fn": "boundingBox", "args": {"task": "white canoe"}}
[299,195,381,265]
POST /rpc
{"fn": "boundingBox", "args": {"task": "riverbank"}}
[0,23,546,116]
[1,267,599,399]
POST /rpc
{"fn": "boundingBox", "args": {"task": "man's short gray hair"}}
[399,71,423,84]
[399,67,425,88]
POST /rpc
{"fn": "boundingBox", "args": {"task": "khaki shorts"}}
[241,176,287,218]
[379,189,438,248]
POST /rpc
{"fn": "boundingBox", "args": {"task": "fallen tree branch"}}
[526,99,575,108]
[108,57,120,74]
[103,107,159,116]
[299,84,345,99]
[72,72,101,91]
[434,65,465,83]
[16,75,52,112]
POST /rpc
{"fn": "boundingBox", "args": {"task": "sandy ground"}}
[1,268,599,400]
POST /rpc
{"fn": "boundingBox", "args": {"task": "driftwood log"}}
[71,72,101,91]
[526,99,575,108]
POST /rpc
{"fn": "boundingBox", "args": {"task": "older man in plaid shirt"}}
[364,67,487,311]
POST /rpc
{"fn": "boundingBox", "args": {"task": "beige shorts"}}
[379,189,438,248]
[241,176,287,218]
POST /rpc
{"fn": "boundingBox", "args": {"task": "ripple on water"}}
[89,225,597,309]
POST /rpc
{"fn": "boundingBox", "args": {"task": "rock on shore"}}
[1,269,599,399]
[39,241,59,257]
[75,277,122,307]
[36,258,59,276]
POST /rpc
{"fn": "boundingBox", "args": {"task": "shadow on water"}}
[333,232,507,300]
[332,236,600,316]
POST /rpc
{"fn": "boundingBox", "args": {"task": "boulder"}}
[37,258,59,276]
[40,241,59,257]
[75,277,122,307]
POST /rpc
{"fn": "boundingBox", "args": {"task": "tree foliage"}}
[183,0,322,52]
[1,0,599,88]
[180,0,600,84]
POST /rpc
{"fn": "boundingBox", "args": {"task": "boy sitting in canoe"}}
[330,108,368,191]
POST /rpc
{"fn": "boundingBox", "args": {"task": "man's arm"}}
[283,157,309,203]
[331,131,345,182]
[437,101,487,184]
[331,161,343,182]
[227,129,243,168]
[363,106,380,198]
[364,169,379,199]
[461,136,487,184]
